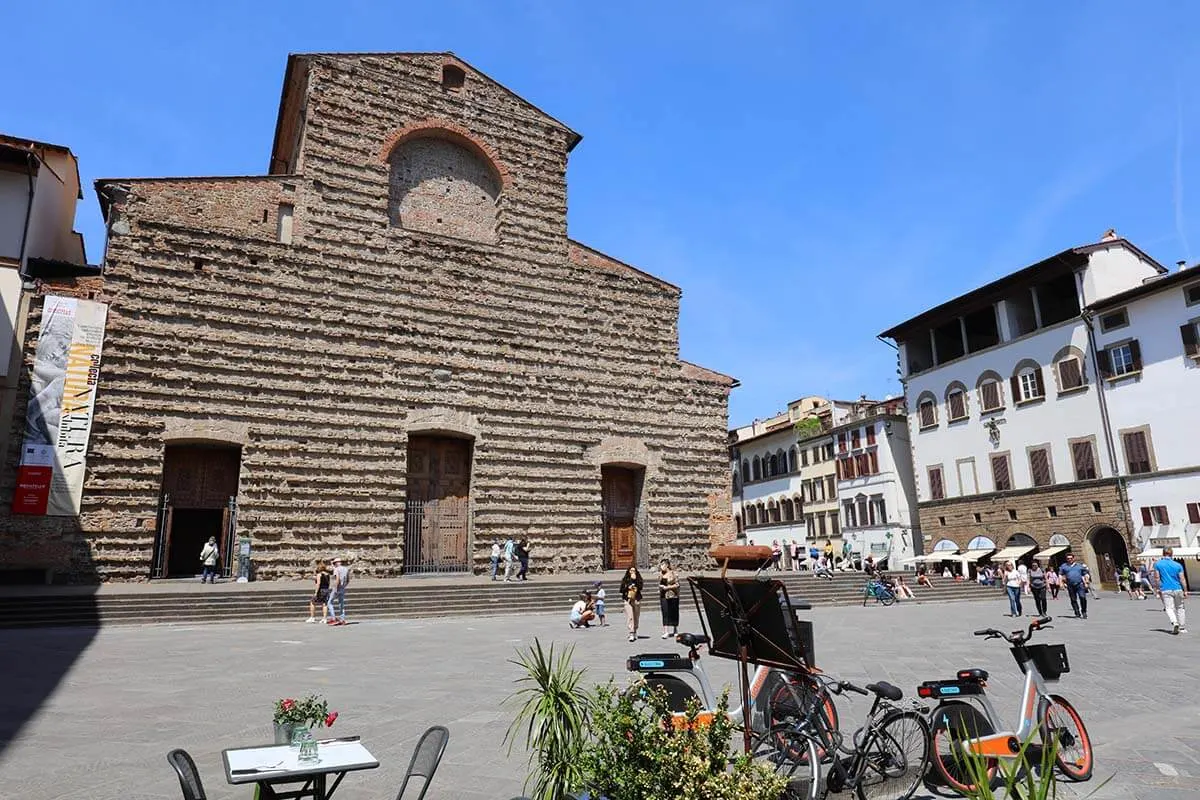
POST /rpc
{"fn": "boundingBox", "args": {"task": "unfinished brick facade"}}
[0,53,735,582]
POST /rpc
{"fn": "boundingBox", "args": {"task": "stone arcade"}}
[2,53,735,581]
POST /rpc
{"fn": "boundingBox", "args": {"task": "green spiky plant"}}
[504,639,592,800]
[951,730,1111,799]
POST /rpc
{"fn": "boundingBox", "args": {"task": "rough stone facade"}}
[918,479,1130,576]
[0,53,735,582]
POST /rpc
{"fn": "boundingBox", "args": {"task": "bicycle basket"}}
[1012,643,1069,680]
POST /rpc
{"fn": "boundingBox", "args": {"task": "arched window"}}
[769,500,781,523]
[752,457,761,481]
[1051,345,1087,394]
[1011,359,1045,404]
[916,390,938,429]
[741,459,751,483]
[387,133,501,243]
[932,539,958,552]
[783,499,795,521]
[976,370,1005,413]
[776,449,787,473]
[747,506,758,526]
[788,446,798,473]
[756,502,766,523]
[1048,533,1070,547]
[944,380,969,422]
[967,535,996,551]
[768,454,779,477]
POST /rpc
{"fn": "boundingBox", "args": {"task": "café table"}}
[222,738,379,800]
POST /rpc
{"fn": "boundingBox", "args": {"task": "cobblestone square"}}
[1,589,1196,799]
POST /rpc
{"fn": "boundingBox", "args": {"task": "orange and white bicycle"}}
[918,616,1093,792]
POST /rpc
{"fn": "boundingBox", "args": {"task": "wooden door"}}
[405,437,472,570]
[159,446,241,578]
[603,467,639,569]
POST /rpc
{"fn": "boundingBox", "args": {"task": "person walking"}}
[824,539,835,566]
[516,538,531,581]
[1058,553,1091,619]
[658,559,680,639]
[1004,560,1025,617]
[306,560,331,624]
[1154,548,1188,635]
[502,537,516,582]
[620,565,644,643]
[1135,563,1150,600]
[489,540,501,581]
[1047,567,1060,600]
[199,536,219,584]
[326,556,350,625]
[1028,559,1049,617]
[592,581,607,626]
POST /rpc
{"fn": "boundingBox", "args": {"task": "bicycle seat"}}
[866,681,903,701]
[676,632,710,648]
[956,668,989,682]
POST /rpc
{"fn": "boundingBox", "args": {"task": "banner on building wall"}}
[12,296,108,516]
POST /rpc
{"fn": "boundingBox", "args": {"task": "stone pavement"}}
[1,589,1196,799]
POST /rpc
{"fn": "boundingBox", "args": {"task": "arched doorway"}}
[1006,533,1038,566]
[1087,526,1130,586]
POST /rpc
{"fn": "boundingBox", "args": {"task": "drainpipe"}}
[16,151,37,275]
[1081,309,1134,549]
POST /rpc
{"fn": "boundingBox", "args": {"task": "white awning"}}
[1034,545,1069,559]
[1174,547,1200,557]
[953,549,994,563]
[1137,548,1163,559]
[901,556,927,564]
[989,545,1037,562]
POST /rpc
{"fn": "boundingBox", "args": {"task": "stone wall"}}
[0,53,733,581]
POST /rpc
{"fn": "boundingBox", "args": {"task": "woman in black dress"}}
[659,558,680,639]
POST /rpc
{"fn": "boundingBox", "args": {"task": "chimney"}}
[1100,228,1118,241]
[1179,260,1188,272]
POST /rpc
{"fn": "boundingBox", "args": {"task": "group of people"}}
[307,556,352,625]
[769,539,842,572]
[489,538,531,582]
[569,559,681,643]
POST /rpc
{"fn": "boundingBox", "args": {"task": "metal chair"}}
[167,748,206,800]
[395,725,450,800]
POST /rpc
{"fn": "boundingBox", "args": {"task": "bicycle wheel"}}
[855,710,930,800]
[750,725,823,800]
[767,676,839,760]
[879,590,896,607]
[928,701,997,792]
[1041,694,1093,781]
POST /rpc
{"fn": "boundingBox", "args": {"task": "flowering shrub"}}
[273,695,338,729]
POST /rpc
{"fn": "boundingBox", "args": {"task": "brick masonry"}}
[0,53,735,582]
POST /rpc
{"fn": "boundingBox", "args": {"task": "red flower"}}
[325,711,338,727]
[282,699,296,711]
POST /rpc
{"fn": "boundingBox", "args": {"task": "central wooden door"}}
[602,467,639,570]
[405,436,472,572]
[156,446,241,578]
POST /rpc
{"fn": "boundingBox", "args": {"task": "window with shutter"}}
[866,426,876,445]
[1151,506,1170,525]
[851,430,861,449]
[868,451,878,474]
[990,453,1012,491]
[1029,448,1052,487]
[838,433,847,452]
[826,476,836,499]
[1057,358,1083,391]
[1122,430,1153,474]
[1187,502,1200,524]
[980,380,1002,411]
[1108,343,1137,376]
[1018,368,1043,401]
[1181,322,1200,358]
[928,467,945,500]
[1141,507,1153,526]
[948,390,967,420]
[1071,440,1097,481]
[919,401,936,429]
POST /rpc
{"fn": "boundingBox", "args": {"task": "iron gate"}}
[403,498,471,574]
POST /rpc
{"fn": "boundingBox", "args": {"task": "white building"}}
[831,398,920,568]
[1086,261,1200,586]
[880,232,1194,584]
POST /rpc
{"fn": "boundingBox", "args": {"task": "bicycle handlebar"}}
[973,616,1053,644]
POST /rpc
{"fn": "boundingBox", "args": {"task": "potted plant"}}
[505,639,788,800]
[273,694,339,744]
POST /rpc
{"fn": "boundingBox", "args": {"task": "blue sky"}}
[8,2,1199,426]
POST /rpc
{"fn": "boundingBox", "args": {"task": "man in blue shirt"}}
[1153,548,1188,635]
[1058,553,1091,619]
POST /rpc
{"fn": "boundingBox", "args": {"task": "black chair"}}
[395,725,450,800]
[167,748,206,800]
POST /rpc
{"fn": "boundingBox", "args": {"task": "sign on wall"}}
[12,296,108,516]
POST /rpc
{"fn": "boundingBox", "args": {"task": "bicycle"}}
[862,578,896,606]
[918,615,1093,792]
[626,631,838,738]
[753,674,931,800]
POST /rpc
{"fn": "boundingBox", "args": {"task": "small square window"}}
[1008,509,1018,521]
[1047,506,1058,518]
[973,512,981,523]
[1092,501,1102,513]
[938,516,946,526]
[1185,284,1200,307]
[1109,343,1137,376]
[1099,308,1129,332]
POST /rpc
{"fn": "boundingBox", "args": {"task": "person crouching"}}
[569,592,596,629]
